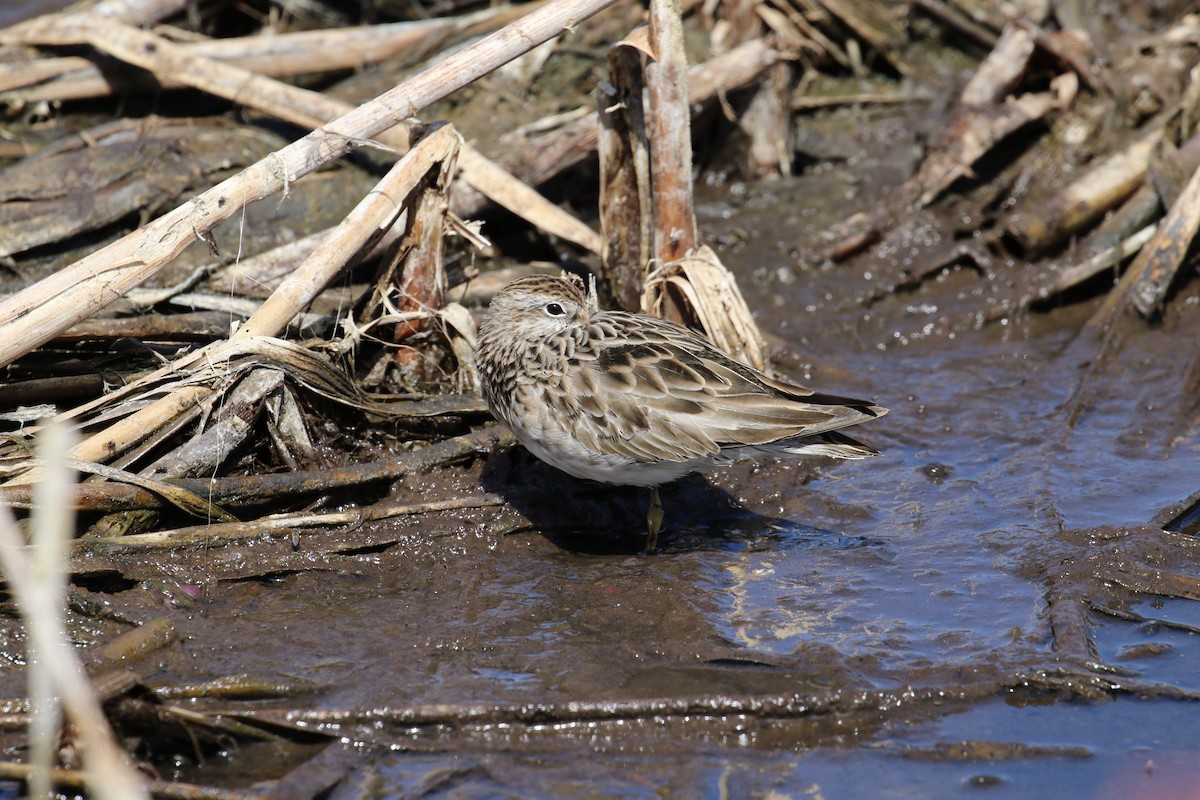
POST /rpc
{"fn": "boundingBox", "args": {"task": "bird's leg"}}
[644,486,664,554]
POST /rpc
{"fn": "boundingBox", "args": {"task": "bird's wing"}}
[557,313,880,463]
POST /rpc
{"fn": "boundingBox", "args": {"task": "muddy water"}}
[3,184,1196,798]
[79,173,1196,796]
[114,237,1197,799]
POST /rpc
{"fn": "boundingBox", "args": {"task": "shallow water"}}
[0,0,73,27]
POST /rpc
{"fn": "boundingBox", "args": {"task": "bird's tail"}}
[771,429,880,460]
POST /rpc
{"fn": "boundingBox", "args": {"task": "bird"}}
[473,273,886,552]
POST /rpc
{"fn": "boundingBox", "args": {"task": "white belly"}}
[509,421,699,488]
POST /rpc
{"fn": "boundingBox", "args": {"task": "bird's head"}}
[481,274,593,340]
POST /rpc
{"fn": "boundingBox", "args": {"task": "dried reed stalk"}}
[1,19,462,101]
[593,7,768,368]
[1009,128,1163,255]
[452,37,778,219]
[0,426,149,799]
[646,0,697,263]
[237,124,461,339]
[1127,159,1200,318]
[388,143,456,368]
[598,26,653,310]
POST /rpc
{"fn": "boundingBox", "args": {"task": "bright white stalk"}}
[29,423,71,797]
[0,423,149,800]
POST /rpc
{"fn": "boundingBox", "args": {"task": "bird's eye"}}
[545,302,566,316]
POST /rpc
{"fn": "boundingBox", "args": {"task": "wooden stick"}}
[646,0,697,263]
[1008,127,1162,256]
[0,20,459,101]
[598,27,653,310]
[1127,159,1200,318]
[0,0,616,369]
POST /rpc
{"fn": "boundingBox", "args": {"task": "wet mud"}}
[2,4,1200,799]
[6,111,1199,798]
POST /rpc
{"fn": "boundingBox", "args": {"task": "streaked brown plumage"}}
[475,274,886,550]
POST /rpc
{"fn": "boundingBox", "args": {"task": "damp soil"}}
[12,159,1197,799]
[2,10,1200,800]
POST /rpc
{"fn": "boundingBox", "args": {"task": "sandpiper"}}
[474,274,886,551]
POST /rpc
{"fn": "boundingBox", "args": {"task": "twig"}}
[79,494,506,554]
[0,762,254,800]
[89,618,178,672]
[1127,159,1200,318]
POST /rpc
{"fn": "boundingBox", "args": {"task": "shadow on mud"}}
[479,444,881,555]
